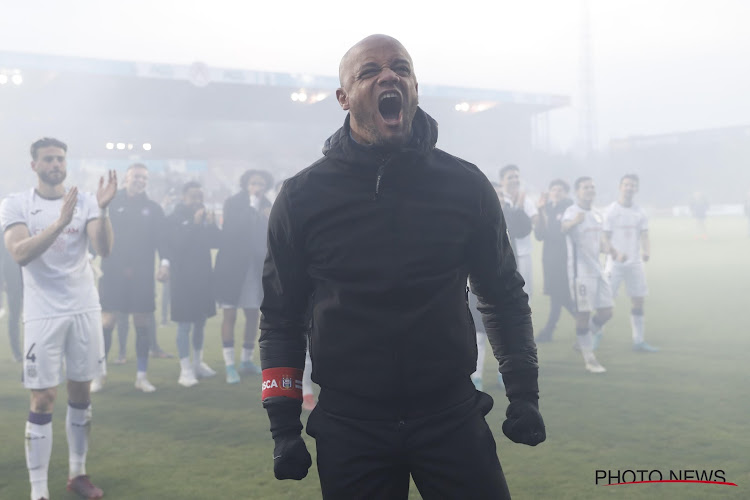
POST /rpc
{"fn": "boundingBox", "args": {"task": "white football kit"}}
[562,203,614,313]
[0,188,105,389]
[603,202,649,298]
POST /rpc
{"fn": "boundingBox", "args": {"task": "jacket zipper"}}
[372,155,403,420]
[373,161,386,201]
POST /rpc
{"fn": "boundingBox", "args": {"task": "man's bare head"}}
[338,35,413,86]
[336,34,419,147]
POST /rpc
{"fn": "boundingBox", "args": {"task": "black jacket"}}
[260,108,538,420]
[101,189,166,282]
[166,203,220,322]
[213,190,270,304]
[535,199,573,298]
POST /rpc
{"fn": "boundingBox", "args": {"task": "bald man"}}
[259,35,545,499]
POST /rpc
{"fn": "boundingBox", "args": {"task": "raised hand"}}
[59,187,78,227]
[517,191,526,208]
[536,192,548,210]
[97,170,118,209]
[193,208,206,225]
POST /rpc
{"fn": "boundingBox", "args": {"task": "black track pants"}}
[306,391,511,500]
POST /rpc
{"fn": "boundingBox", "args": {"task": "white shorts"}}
[516,254,533,298]
[23,311,106,389]
[569,275,614,313]
[606,261,649,298]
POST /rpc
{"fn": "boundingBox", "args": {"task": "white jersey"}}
[603,202,648,265]
[0,188,101,321]
[563,203,605,279]
[501,192,537,256]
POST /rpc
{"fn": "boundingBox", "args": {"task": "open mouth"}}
[378,91,402,124]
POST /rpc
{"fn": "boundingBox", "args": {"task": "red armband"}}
[261,367,303,401]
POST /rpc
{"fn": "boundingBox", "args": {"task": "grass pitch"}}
[0,216,748,499]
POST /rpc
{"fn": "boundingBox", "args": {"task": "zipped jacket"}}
[260,108,538,420]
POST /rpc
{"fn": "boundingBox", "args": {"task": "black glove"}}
[264,397,312,480]
[273,434,312,480]
[502,397,546,446]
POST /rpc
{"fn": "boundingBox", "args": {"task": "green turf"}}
[0,216,748,499]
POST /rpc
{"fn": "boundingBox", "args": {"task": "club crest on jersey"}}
[281,375,293,390]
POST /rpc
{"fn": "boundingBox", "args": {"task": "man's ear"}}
[336,88,349,111]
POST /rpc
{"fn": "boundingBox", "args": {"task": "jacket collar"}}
[322,107,438,168]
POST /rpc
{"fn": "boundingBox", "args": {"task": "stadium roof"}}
[1,51,569,111]
[0,51,569,163]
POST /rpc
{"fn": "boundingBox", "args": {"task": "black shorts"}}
[99,272,156,313]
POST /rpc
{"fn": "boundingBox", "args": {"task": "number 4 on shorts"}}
[26,343,36,363]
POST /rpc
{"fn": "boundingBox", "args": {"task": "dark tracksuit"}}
[165,203,220,323]
[213,190,271,306]
[99,189,167,313]
[260,108,538,499]
[98,189,167,361]
[534,199,574,336]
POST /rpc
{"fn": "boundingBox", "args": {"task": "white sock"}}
[66,403,91,478]
[180,357,192,373]
[136,370,148,380]
[241,347,254,363]
[223,347,235,367]
[578,330,594,352]
[631,313,645,344]
[302,351,314,397]
[193,349,203,371]
[472,331,487,379]
[26,420,52,500]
